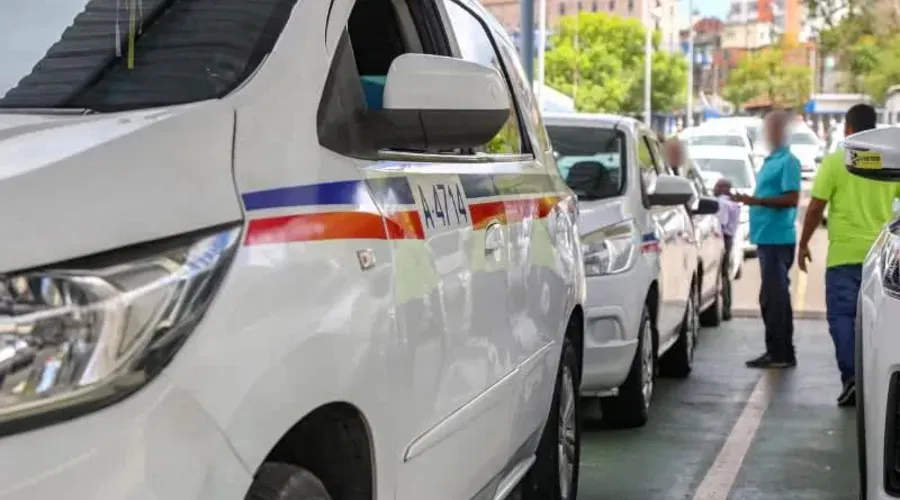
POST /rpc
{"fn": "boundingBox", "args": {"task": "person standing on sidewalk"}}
[731,110,802,369]
[713,178,740,320]
[798,104,900,407]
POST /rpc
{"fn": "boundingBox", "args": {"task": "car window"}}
[637,135,659,188]
[689,135,745,147]
[492,34,549,155]
[444,0,524,156]
[1,0,301,110]
[694,158,753,189]
[644,135,668,174]
[547,125,625,199]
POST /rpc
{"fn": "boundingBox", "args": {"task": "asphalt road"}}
[578,318,855,500]
[579,183,857,499]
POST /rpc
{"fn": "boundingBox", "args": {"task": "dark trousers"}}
[722,235,734,315]
[757,244,796,361]
[825,264,862,384]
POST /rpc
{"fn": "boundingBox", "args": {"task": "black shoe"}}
[837,381,856,407]
[746,353,796,369]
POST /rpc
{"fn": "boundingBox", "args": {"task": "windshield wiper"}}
[0,107,97,116]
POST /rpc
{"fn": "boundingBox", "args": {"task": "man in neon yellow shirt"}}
[798,104,900,407]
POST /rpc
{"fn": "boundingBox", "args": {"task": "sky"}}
[680,0,729,19]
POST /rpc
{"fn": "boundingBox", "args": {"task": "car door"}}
[686,168,722,306]
[483,9,574,463]
[319,2,516,499]
[442,0,569,485]
[646,133,695,337]
[637,133,682,342]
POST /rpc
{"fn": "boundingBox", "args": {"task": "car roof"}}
[543,112,646,134]
[686,145,750,160]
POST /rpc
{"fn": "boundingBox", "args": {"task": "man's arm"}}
[799,197,827,249]
[737,157,802,208]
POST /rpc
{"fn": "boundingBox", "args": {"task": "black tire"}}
[601,305,655,428]
[521,337,581,500]
[659,280,699,379]
[856,298,867,500]
[699,269,723,327]
[246,463,332,500]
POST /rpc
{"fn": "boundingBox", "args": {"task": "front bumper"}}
[580,262,654,394]
[0,374,251,499]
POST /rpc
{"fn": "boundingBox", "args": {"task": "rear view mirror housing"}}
[366,54,511,152]
[648,175,695,206]
[845,128,900,181]
[692,196,720,216]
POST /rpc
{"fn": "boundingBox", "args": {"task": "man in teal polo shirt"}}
[732,111,802,368]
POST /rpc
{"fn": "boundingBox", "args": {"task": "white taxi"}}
[842,127,900,500]
[546,113,719,428]
[0,0,585,499]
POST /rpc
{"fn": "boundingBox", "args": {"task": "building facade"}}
[479,0,681,52]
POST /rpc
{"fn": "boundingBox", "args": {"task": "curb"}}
[730,308,826,320]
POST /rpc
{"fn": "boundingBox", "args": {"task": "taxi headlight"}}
[0,227,240,435]
[583,220,639,277]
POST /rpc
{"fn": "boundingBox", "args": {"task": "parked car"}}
[790,123,826,180]
[705,116,767,167]
[687,144,757,257]
[545,113,719,428]
[0,0,586,499]
[842,126,900,500]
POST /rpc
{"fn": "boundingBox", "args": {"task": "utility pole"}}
[644,0,652,125]
[536,0,547,99]
[686,0,694,127]
[521,0,535,84]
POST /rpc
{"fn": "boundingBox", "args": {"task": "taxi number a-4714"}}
[410,176,470,234]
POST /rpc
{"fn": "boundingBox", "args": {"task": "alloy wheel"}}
[557,365,576,500]
[640,317,654,409]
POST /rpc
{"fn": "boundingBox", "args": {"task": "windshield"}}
[689,135,744,147]
[693,158,752,189]
[0,0,295,110]
[789,132,819,146]
[547,125,626,200]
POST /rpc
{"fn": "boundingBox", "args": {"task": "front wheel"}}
[601,305,655,428]
[659,281,699,378]
[245,463,332,500]
[521,337,581,500]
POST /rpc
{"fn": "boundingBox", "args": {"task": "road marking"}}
[692,370,781,500]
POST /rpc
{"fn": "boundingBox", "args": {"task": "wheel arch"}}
[566,305,584,383]
[258,401,376,499]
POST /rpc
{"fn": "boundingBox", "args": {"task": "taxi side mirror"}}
[648,175,695,206]
[367,54,511,152]
[692,196,720,216]
[845,128,900,181]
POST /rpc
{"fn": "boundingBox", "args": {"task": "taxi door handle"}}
[485,222,504,254]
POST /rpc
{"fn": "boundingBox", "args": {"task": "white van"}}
[0,1,586,499]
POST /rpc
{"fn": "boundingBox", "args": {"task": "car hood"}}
[576,196,631,236]
[0,103,242,273]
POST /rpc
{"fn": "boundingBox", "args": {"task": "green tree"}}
[544,12,687,114]
[721,42,812,110]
